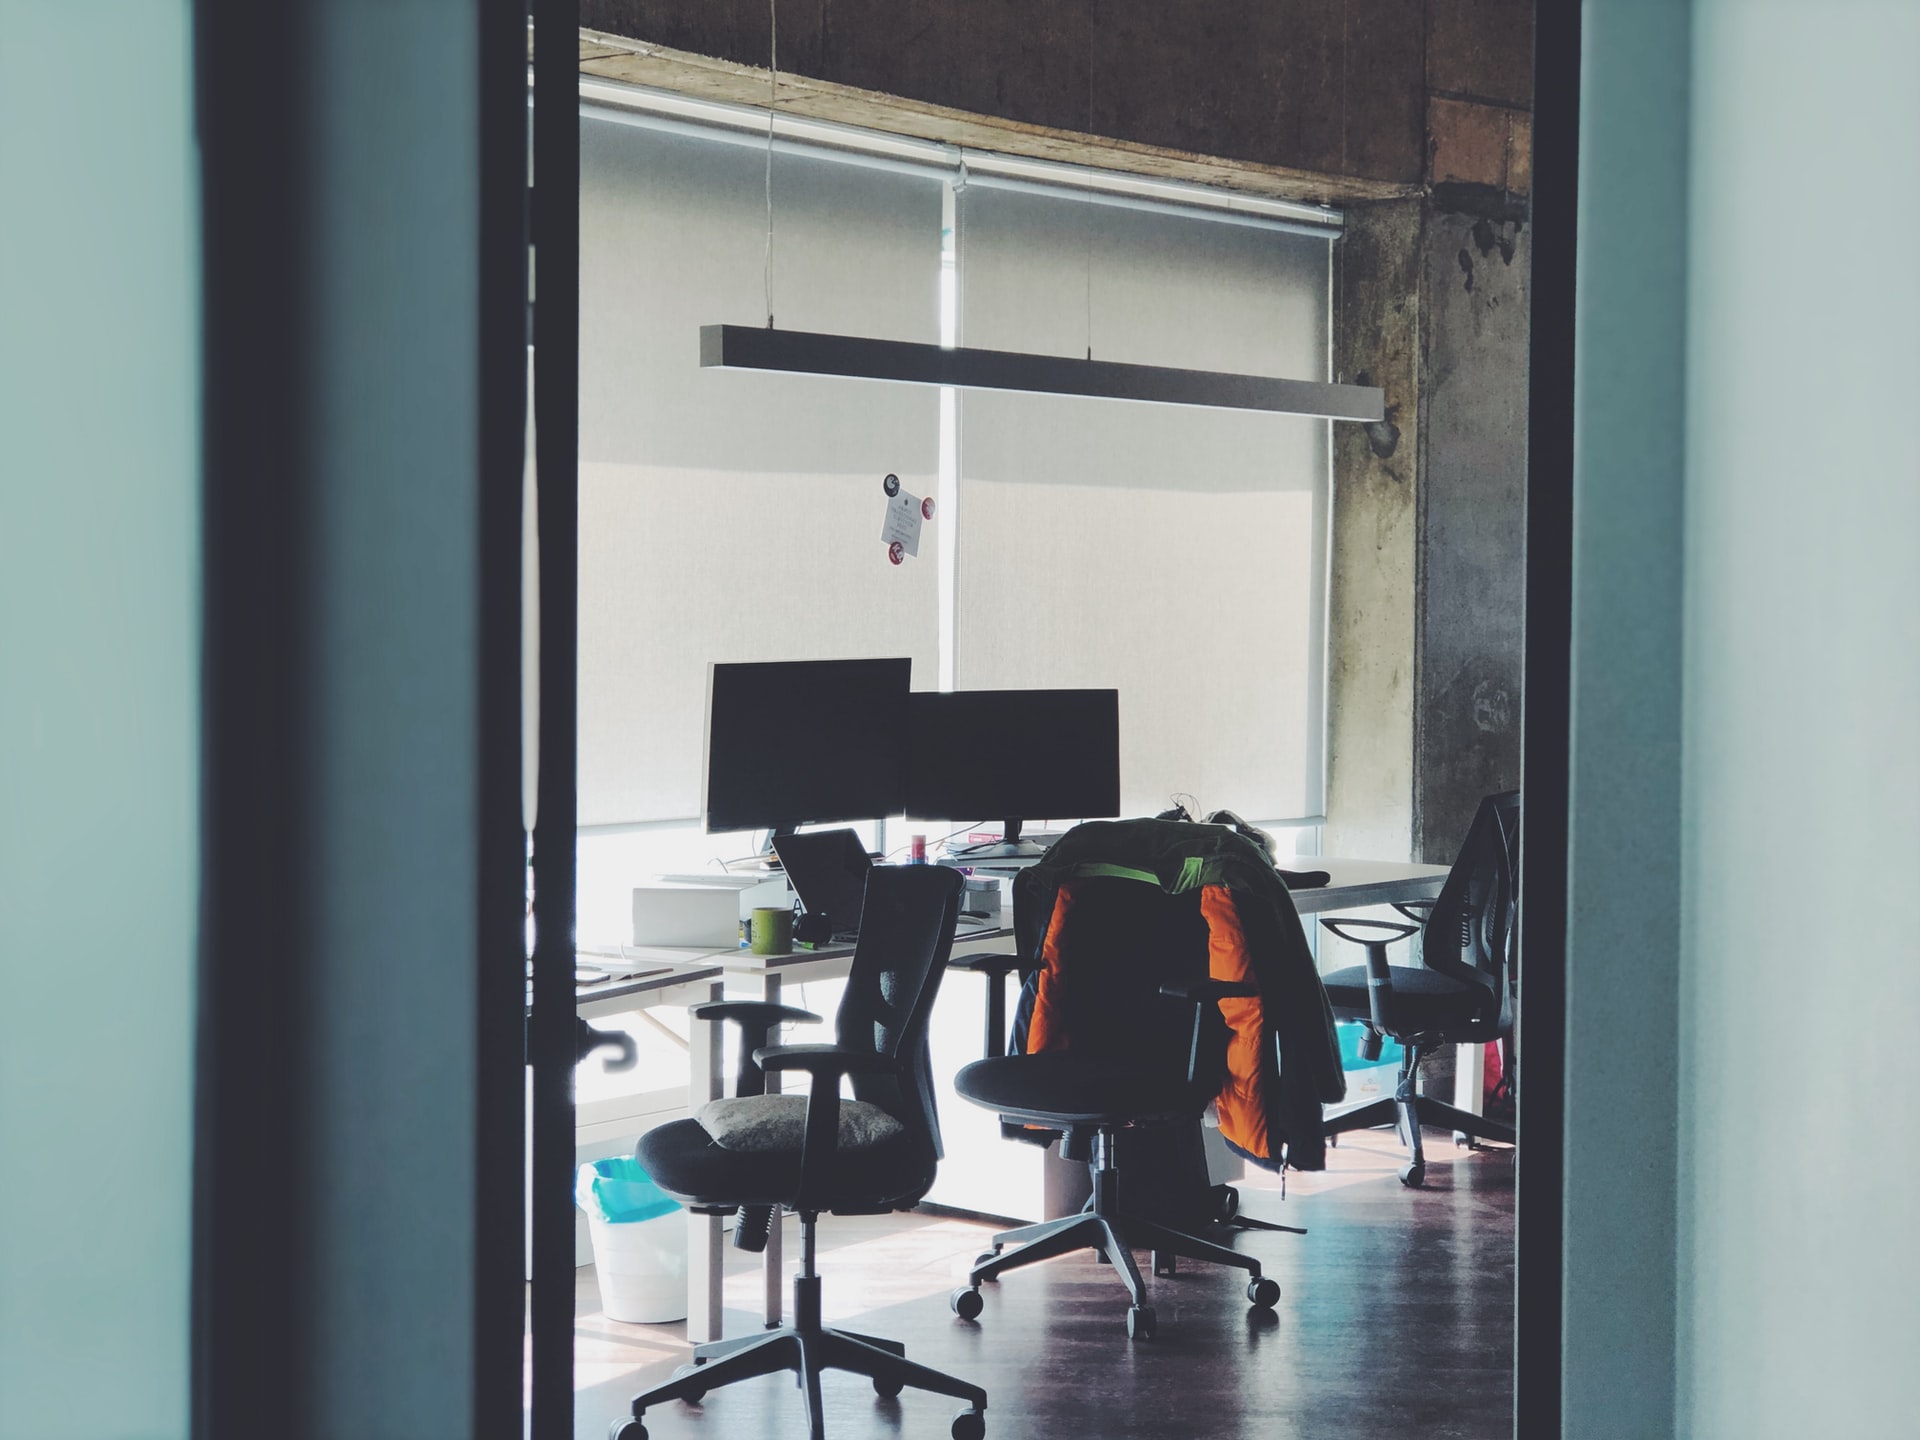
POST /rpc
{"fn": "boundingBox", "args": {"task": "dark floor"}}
[562,1126,1515,1440]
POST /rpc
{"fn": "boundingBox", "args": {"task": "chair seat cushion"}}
[636,1115,932,1212]
[697,1094,905,1153]
[955,1051,1206,1127]
[1319,964,1488,1031]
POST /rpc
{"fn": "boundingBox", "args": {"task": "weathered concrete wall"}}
[1327,198,1423,860]
[1415,209,1529,861]
[1329,0,1531,862]
[581,0,1430,187]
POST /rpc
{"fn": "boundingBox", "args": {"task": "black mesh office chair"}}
[947,870,1294,1340]
[1319,789,1519,1186]
[610,864,987,1440]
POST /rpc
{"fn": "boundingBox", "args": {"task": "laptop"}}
[771,828,874,942]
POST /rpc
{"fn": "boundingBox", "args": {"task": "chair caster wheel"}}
[670,1364,706,1403]
[873,1375,904,1398]
[950,1286,984,1320]
[1399,1161,1425,1188]
[1126,1305,1157,1341]
[609,1420,647,1440]
[1212,1183,1240,1222]
[1326,1132,1337,1148]
[952,1404,987,1440]
[1152,1250,1176,1277]
[1247,1276,1281,1309]
[973,1251,1001,1275]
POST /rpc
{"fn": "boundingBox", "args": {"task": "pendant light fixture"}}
[700,325,1384,419]
[704,0,1383,424]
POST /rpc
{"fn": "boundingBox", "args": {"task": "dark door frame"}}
[1515,3,1579,1435]
[193,2,528,1435]
[528,2,583,1438]
[478,0,533,1431]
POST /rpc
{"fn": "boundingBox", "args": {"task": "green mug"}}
[749,906,794,955]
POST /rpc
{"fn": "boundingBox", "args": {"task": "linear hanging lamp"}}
[699,325,1385,421]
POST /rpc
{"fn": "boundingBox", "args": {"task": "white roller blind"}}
[577,114,943,825]
[955,186,1331,821]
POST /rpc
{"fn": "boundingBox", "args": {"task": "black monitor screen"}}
[703,658,911,833]
[904,689,1120,824]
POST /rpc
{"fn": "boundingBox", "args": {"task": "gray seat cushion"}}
[955,1052,1207,1126]
[637,1116,934,1211]
[696,1094,905,1153]
[1319,964,1489,1031]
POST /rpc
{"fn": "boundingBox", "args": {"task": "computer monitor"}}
[904,688,1121,858]
[702,658,911,834]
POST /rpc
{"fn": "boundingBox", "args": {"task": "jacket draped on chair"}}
[1008,818,1346,1171]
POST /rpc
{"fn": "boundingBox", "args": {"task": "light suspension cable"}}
[764,0,776,327]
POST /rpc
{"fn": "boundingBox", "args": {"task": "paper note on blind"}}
[880,489,924,558]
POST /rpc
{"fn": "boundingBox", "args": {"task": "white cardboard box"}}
[630,885,742,948]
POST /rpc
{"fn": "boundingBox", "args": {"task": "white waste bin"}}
[576,1158,687,1324]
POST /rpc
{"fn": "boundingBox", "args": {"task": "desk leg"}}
[687,979,725,1345]
[760,972,783,1329]
[1454,1042,1485,1124]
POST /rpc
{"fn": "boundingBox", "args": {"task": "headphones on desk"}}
[791,907,835,946]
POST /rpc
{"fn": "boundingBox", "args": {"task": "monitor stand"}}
[951,818,1050,862]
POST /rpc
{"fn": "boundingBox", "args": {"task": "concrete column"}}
[1327,199,1422,862]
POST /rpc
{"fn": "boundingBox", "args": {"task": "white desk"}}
[1288,857,1449,913]
[632,857,1452,1344]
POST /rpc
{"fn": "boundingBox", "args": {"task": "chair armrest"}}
[752,1043,901,1077]
[1158,979,1259,1004]
[1318,918,1420,1035]
[1158,980,1261,1087]
[751,1045,903,1212]
[947,952,1029,1058]
[689,1002,823,1098]
[688,1001,822,1028]
[1391,900,1436,924]
[1318,917,1421,945]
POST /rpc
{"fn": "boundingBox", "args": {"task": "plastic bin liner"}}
[1335,1020,1405,1071]
[575,1156,679,1224]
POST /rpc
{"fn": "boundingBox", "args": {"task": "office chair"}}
[610,864,987,1440]
[1319,789,1519,1187]
[947,834,1321,1340]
